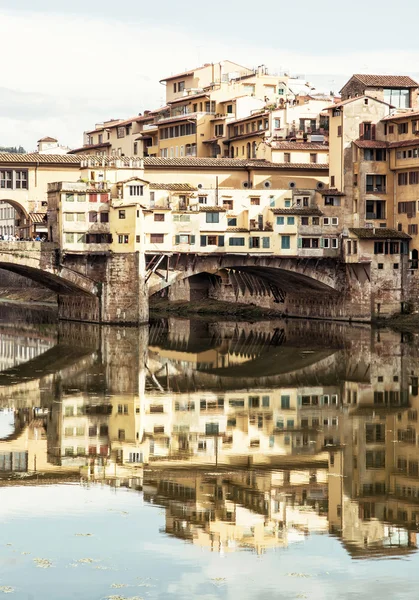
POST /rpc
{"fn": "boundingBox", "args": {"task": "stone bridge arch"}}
[0,243,97,296]
[147,254,346,297]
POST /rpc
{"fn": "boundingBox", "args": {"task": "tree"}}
[0,145,26,154]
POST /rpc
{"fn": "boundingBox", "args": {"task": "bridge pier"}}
[58,253,149,325]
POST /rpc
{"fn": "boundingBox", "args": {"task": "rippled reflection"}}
[1,310,419,597]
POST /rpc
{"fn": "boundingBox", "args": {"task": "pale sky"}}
[1,0,418,150]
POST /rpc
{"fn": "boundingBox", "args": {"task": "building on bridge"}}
[69,60,331,161]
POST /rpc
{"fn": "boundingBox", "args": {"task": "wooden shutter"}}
[371,124,376,140]
[175,235,180,245]
[297,237,302,248]
[359,123,364,140]
[218,235,224,247]
[190,235,195,245]
[200,235,206,247]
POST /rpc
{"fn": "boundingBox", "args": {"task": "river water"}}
[0,305,419,599]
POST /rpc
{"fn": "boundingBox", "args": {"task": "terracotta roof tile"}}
[143,157,328,170]
[352,74,419,88]
[228,111,270,125]
[382,110,419,121]
[349,227,411,239]
[325,95,392,110]
[319,188,345,196]
[388,139,419,149]
[168,92,210,105]
[149,183,197,191]
[354,140,389,148]
[199,206,227,212]
[0,153,82,164]
[69,142,111,154]
[272,142,329,150]
[37,136,57,143]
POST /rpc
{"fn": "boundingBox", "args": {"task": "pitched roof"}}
[159,70,195,83]
[388,139,419,149]
[319,188,345,196]
[350,74,419,88]
[354,140,389,148]
[271,207,323,215]
[37,136,57,143]
[228,111,270,125]
[349,228,411,239]
[0,153,82,165]
[381,110,419,121]
[325,95,392,110]
[271,142,329,150]
[69,142,111,154]
[149,183,197,191]
[168,92,210,105]
[143,157,328,170]
[199,206,227,212]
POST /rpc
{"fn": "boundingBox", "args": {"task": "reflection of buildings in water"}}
[143,468,329,554]
[0,333,54,372]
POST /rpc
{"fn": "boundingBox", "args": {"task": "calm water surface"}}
[0,306,419,599]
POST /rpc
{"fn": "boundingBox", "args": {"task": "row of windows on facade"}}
[64,424,109,436]
[398,171,419,186]
[166,234,340,250]
[277,216,339,226]
[0,206,15,220]
[0,170,28,190]
[64,446,108,456]
[230,118,270,138]
[160,143,197,158]
[276,417,338,429]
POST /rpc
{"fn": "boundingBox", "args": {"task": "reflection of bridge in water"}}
[0,314,418,559]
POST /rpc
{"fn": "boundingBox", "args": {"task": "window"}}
[118,429,125,441]
[366,174,386,192]
[410,171,419,185]
[332,238,339,249]
[198,196,207,204]
[310,153,317,164]
[330,175,335,187]
[100,212,109,223]
[206,212,219,223]
[323,217,330,226]
[337,125,342,137]
[223,199,233,210]
[250,197,260,206]
[277,216,284,225]
[15,171,28,189]
[313,217,320,225]
[119,209,126,219]
[150,233,164,244]
[227,217,237,226]
[281,235,290,250]
[284,199,291,207]
[227,104,233,114]
[408,224,418,235]
[215,124,224,136]
[398,172,408,186]
[284,152,291,163]
[249,237,260,249]
[178,81,185,92]
[229,237,245,246]
[133,142,138,155]
[154,213,165,222]
[129,185,144,196]
[118,234,129,244]
[274,118,281,129]
[301,217,309,225]
[287,216,295,225]
[398,122,409,134]
[281,395,290,409]
[65,193,74,202]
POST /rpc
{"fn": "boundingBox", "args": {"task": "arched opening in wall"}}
[411,249,418,269]
[252,141,257,159]
[246,142,251,159]
[0,199,28,240]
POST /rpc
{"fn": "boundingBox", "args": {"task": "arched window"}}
[252,141,257,159]
[246,142,251,159]
[411,249,418,269]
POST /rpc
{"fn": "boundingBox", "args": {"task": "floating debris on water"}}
[33,558,52,569]
[111,584,129,589]
[75,533,93,537]
[77,558,99,564]
[0,587,14,594]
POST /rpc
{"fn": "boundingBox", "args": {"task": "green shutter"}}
[320,238,324,248]
[190,235,195,245]
[298,237,302,248]
[218,235,225,247]
[263,237,270,248]
[200,235,207,247]
[297,395,302,406]
[249,237,253,248]
[175,235,180,245]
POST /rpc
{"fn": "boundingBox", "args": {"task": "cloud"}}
[1,7,419,150]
